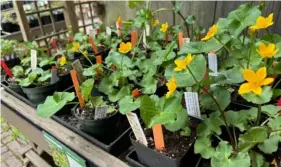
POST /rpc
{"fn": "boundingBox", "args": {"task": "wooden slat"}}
[12,1,31,41]
[63,1,79,35]
[0,89,129,167]
[78,2,87,33]
[47,1,60,40]
[1,104,51,155]
[25,150,52,167]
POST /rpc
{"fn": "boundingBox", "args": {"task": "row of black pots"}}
[27,13,65,28]
[1,1,13,10]
[1,22,20,33]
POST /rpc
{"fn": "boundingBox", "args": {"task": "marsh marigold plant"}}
[174,54,194,72]
[166,76,177,98]
[257,42,279,58]
[238,67,274,95]
[118,42,132,54]
[249,13,273,31]
[160,22,168,32]
[201,24,218,41]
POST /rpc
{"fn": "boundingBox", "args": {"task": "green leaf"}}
[194,137,215,159]
[83,65,99,77]
[80,79,94,101]
[173,1,182,13]
[119,96,140,115]
[108,86,130,102]
[37,92,75,118]
[148,111,177,128]
[165,108,188,132]
[37,71,51,82]
[105,51,133,69]
[186,15,195,25]
[250,151,265,167]
[19,73,37,87]
[98,76,114,95]
[165,54,206,87]
[216,66,244,84]
[128,0,144,9]
[11,66,24,77]
[211,141,250,167]
[258,135,281,154]
[225,110,249,131]
[242,86,273,104]
[140,95,160,127]
[200,86,231,111]
[240,127,268,143]
[140,73,157,94]
[91,96,104,106]
[268,116,281,132]
[261,105,281,117]
[197,113,223,137]
[180,127,191,136]
[273,60,281,74]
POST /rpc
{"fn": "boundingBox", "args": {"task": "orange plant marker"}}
[89,36,98,54]
[132,88,140,98]
[70,70,85,108]
[96,55,102,75]
[178,32,184,49]
[152,124,165,150]
[131,31,137,46]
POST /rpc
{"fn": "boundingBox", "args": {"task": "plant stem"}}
[214,37,245,69]
[233,126,237,147]
[247,33,255,68]
[255,104,262,126]
[120,54,125,73]
[80,49,94,65]
[273,77,281,90]
[269,129,281,133]
[152,8,172,14]
[185,66,236,150]
[66,102,79,105]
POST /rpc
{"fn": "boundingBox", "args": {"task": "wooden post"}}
[63,1,79,35]
[13,1,31,41]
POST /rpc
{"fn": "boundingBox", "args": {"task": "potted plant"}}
[175,3,281,167]
[53,9,64,22]
[0,40,21,68]
[27,15,39,28]
[1,13,20,33]
[5,65,26,96]
[19,67,57,105]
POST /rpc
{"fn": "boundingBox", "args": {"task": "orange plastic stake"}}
[178,32,184,49]
[165,32,168,45]
[131,31,137,46]
[152,124,165,150]
[89,36,98,54]
[96,55,102,75]
[70,70,85,108]
[132,88,140,98]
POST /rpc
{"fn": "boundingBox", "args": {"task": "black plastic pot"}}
[1,22,20,33]
[22,82,58,105]
[57,72,73,91]
[4,75,25,97]
[52,107,132,156]
[28,17,39,28]
[2,56,21,68]
[41,15,51,25]
[130,132,199,167]
[126,150,146,167]
[73,104,118,140]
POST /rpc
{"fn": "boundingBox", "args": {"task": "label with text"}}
[94,106,108,120]
[126,112,148,146]
[31,49,37,70]
[184,92,202,119]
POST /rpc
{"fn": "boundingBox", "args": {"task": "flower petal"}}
[256,67,267,80]
[238,83,253,95]
[252,86,262,95]
[261,78,274,86]
[242,69,256,82]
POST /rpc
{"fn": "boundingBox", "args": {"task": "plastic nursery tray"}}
[52,111,133,156]
[126,150,146,167]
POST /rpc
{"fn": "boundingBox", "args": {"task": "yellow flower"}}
[249,13,274,32]
[166,76,177,98]
[174,54,194,71]
[152,19,159,27]
[116,16,122,24]
[238,67,274,95]
[257,42,279,58]
[201,24,218,41]
[160,22,168,32]
[59,56,66,66]
[118,42,132,54]
[72,43,80,51]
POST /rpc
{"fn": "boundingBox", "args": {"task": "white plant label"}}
[30,49,37,70]
[142,30,148,47]
[106,27,112,36]
[183,38,190,43]
[208,53,218,87]
[94,106,108,119]
[145,24,150,36]
[184,92,202,119]
[89,29,95,38]
[126,112,148,146]
[116,22,121,37]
